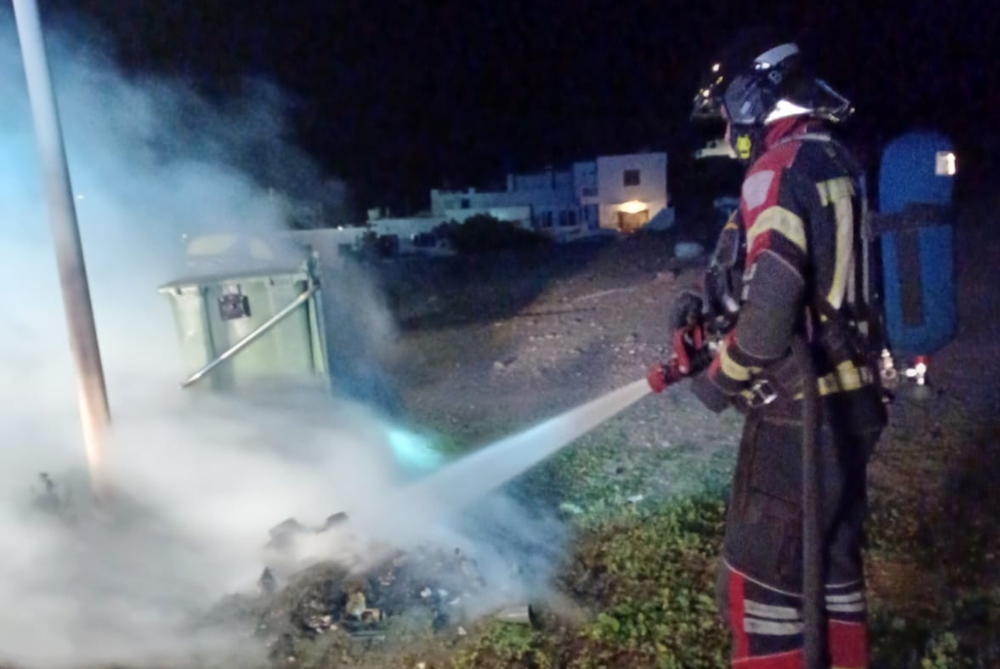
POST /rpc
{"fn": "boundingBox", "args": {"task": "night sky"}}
[41,0,1000,215]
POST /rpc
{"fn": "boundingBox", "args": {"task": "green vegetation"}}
[254,393,999,668]
[864,395,1000,668]
[439,395,1000,668]
[453,622,553,669]
[448,493,728,669]
[445,424,733,669]
[565,496,729,669]
[434,215,551,255]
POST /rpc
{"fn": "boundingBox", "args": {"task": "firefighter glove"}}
[668,290,704,331]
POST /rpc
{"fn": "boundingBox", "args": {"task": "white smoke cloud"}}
[0,9,563,668]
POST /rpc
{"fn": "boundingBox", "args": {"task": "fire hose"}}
[793,333,827,669]
[648,326,827,669]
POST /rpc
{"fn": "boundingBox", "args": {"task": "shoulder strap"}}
[789,133,885,363]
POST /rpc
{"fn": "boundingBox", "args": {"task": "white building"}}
[290,226,368,260]
[371,151,674,244]
[369,216,448,239]
[594,153,671,233]
[694,138,737,160]
[430,170,572,232]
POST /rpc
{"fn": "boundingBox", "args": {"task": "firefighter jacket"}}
[691,117,887,432]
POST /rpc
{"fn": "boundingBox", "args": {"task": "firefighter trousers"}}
[716,412,881,668]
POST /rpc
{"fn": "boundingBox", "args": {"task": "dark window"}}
[624,169,641,187]
[559,210,577,227]
[460,198,470,209]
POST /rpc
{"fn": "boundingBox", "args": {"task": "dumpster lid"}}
[158,266,311,292]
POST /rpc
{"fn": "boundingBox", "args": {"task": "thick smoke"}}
[0,9,563,668]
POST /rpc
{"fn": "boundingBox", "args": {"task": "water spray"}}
[322,348,706,572]
[315,377,655,574]
[387,378,653,518]
[339,324,707,552]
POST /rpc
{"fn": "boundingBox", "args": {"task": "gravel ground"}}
[384,234,743,474]
[384,201,999,457]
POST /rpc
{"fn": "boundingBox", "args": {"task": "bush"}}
[352,230,399,259]
[434,214,550,255]
[355,230,379,259]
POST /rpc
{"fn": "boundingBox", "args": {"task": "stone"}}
[674,241,706,259]
[655,270,676,282]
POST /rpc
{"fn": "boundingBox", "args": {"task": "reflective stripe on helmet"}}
[754,42,800,69]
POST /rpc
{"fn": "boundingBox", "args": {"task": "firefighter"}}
[660,30,888,668]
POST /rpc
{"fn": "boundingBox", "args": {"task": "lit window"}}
[935,151,957,176]
[624,169,641,187]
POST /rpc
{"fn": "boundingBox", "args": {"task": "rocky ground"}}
[385,233,742,458]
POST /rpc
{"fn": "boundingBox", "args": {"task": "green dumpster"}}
[158,264,328,391]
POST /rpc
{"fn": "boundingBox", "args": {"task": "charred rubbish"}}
[224,515,542,658]
[213,551,538,666]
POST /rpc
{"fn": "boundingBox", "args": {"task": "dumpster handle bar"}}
[181,283,320,389]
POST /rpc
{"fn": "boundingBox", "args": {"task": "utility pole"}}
[13,0,112,498]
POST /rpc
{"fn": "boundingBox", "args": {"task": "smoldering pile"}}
[207,512,537,659]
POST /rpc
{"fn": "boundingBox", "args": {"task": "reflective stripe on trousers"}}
[721,563,868,668]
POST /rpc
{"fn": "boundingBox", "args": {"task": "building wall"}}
[370,217,447,238]
[573,161,598,198]
[431,184,574,215]
[509,169,574,192]
[596,153,669,231]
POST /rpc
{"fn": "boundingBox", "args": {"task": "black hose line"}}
[690,345,715,375]
[792,334,828,669]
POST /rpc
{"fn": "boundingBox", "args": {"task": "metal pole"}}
[181,285,319,388]
[13,0,111,497]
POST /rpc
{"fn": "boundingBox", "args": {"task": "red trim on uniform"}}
[729,570,750,660]
[740,144,797,232]
[753,141,801,179]
[763,118,814,148]
[739,119,817,230]
[828,620,868,669]
[733,650,804,669]
[745,229,776,266]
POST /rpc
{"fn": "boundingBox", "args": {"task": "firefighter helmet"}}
[692,29,853,154]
